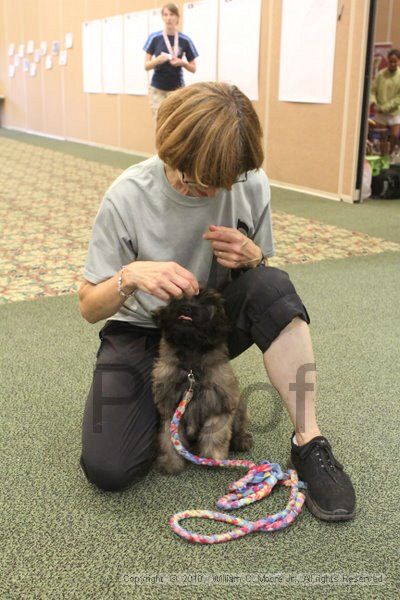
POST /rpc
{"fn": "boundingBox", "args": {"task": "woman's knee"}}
[80,454,155,492]
[233,266,310,349]
[242,266,299,305]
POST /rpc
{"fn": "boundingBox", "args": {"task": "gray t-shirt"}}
[84,155,275,327]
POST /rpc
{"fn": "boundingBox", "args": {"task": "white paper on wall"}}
[279,0,338,103]
[18,44,25,58]
[217,0,261,101]
[59,50,68,66]
[34,50,41,63]
[8,43,15,56]
[27,40,34,54]
[82,20,102,93]
[148,8,164,36]
[45,55,53,70]
[23,59,29,72]
[40,41,47,55]
[8,65,15,78]
[65,32,74,49]
[14,55,20,67]
[183,0,218,85]
[29,63,37,76]
[124,11,149,95]
[102,15,124,94]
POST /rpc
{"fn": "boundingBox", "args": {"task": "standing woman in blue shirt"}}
[143,3,199,117]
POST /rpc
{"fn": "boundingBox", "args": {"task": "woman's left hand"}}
[169,57,185,67]
[203,225,262,269]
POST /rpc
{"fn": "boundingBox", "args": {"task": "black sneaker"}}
[290,434,356,522]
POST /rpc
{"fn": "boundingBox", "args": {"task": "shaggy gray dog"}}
[152,288,252,474]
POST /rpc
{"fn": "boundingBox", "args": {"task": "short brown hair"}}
[156,82,264,189]
[388,48,400,59]
[162,3,180,19]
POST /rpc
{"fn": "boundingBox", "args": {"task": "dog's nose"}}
[178,304,192,316]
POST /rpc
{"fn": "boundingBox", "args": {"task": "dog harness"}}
[168,371,306,544]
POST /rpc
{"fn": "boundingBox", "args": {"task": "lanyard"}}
[162,30,179,59]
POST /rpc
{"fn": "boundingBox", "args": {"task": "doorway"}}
[357,0,400,201]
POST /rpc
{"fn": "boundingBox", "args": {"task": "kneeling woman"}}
[78,82,356,524]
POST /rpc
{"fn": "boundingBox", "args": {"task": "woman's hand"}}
[169,57,185,68]
[78,261,198,324]
[144,53,170,71]
[203,225,263,269]
[157,52,171,65]
[123,261,199,301]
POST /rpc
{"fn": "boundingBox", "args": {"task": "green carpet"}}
[1,129,399,599]
[1,254,399,599]
[271,187,400,244]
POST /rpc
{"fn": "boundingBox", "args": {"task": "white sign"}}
[102,16,124,94]
[279,0,338,103]
[59,50,68,66]
[148,8,164,34]
[65,32,74,49]
[82,20,102,93]
[183,0,218,85]
[217,0,262,101]
[124,11,149,95]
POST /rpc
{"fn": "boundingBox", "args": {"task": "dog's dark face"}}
[153,288,230,352]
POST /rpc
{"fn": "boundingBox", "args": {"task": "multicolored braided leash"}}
[168,371,306,544]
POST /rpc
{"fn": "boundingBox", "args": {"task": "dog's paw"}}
[230,431,253,452]
[156,454,185,475]
[206,448,228,461]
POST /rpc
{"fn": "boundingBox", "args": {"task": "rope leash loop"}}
[168,374,306,544]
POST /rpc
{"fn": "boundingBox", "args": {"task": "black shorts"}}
[80,266,309,491]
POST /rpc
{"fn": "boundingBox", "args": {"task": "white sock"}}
[292,434,298,446]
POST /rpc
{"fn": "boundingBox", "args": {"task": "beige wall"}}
[0,0,370,201]
[375,0,400,46]
[263,0,369,201]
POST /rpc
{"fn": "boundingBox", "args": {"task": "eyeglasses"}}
[180,171,248,188]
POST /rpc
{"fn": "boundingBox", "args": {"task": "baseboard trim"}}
[270,179,355,204]
[1,126,151,159]
[67,136,152,159]
[0,128,359,198]
[3,125,65,141]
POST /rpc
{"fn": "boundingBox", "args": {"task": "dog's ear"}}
[201,287,224,304]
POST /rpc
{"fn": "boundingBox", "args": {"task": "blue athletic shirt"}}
[143,31,199,91]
